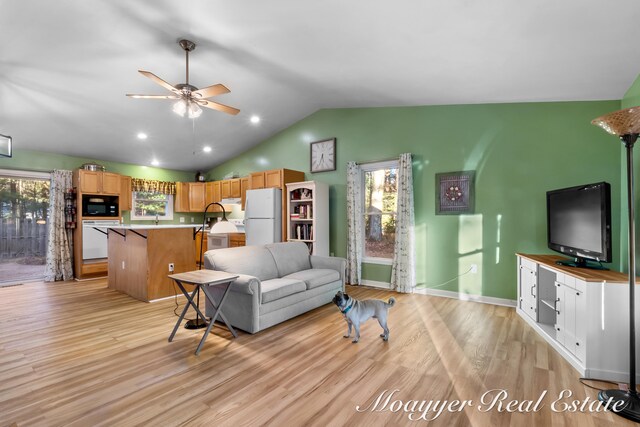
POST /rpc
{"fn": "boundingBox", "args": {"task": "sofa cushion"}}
[204,245,278,282]
[260,279,343,316]
[261,278,306,303]
[283,269,341,290]
[266,242,311,277]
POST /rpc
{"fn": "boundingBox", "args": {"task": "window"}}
[361,160,398,264]
[131,191,174,220]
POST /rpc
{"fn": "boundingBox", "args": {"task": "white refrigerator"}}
[244,188,282,246]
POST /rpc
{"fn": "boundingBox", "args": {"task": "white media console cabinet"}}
[516,253,640,382]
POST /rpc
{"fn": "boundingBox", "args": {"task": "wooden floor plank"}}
[0,279,637,426]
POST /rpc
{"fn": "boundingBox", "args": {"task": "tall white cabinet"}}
[286,181,329,256]
[517,253,640,382]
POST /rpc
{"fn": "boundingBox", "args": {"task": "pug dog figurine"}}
[332,291,395,343]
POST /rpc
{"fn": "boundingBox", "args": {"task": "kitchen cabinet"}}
[175,182,207,212]
[230,178,241,198]
[240,177,250,210]
[229,233,245,247]
[250,172,265,189]
[195,231,208,264]
[205,181,222,212]
[77,170,121,195]
[120,176,132,211]
[72,168,125,281]
[174,182,190,212]
[220,180,231,199]
[189,182,206,212]
[219,178,241,199]
[265,170,282,188]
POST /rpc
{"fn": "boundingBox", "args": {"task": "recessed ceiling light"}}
[203,146,212,153]
[137,132,148,140]
[151,159,159,166]
[250,115,260,124]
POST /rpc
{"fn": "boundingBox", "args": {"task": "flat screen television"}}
[546,181,611,269]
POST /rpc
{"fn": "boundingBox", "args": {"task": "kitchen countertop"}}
[90,224,201,230]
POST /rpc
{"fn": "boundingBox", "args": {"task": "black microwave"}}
[82,195,119,217]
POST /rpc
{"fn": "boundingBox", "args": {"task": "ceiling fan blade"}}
[198,99,240,115]
[192,84,230,99]
[126,94,180,99]
[138,70,180,94]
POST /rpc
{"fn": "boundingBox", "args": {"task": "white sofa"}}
[203,242,346,333]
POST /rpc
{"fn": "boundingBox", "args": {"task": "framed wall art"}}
[436,170,475,215]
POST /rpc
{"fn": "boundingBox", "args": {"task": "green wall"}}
[208,101,622,300]
[0,149,202,225]
[619,73,640,272]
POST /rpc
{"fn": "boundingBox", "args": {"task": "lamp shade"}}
[210,220,238,234]
[592,106,640,136]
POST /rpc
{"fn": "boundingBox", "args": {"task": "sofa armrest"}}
[310,255,346,287]
[227,274,260,296]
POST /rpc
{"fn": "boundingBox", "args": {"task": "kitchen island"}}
[95,224,200,302]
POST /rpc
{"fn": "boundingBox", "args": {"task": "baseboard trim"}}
[359,280,516,308]
[414,287,517,308]
[360,279,391,289]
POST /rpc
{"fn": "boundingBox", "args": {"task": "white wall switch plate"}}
[180,217,185,223]
[470,264,478,274]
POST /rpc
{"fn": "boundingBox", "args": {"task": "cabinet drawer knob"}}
[576,342,580,346]
[556,328,560,331]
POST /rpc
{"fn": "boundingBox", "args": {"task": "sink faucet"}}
[155,214,159,226]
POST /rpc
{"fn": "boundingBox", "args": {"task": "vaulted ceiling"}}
[2,0,639,171]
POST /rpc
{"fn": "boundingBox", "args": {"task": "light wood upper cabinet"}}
[240,177,249,210]
[230,178,241,198]
[176,182,214,213]
[189,182,206,212]
[102,173,121,195]
[174,182,190,213]
[265,170,282,188]
[205,181,222,212]
[220,180,231,199]
[79,170,100,193]
[76,170,121,196]
[120,176,132,211]
[250,172,265,189]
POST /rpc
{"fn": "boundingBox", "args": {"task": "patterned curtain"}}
[131,178,176,195]
[44,170,74,281]
[346,161,363,285]
[391,153,416,293]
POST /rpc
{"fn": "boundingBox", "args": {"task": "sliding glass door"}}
[0,170,50,284]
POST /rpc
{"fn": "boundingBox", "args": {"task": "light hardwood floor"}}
[0,279,635,426]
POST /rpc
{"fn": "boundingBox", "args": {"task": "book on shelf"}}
[294,223,313,241]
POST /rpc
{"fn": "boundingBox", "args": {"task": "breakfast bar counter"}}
[97,225,199,302]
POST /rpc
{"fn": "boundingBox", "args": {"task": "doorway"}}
[0,170,50,285]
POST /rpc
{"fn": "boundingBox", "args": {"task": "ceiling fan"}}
[126,39,240,118]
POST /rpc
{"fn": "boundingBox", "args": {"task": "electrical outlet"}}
[191,217,194,223]
[168,263,174,272]
[470,264,478,274]
[179,217,185,223]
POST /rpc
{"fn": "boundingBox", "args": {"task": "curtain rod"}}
[355,156,400,166]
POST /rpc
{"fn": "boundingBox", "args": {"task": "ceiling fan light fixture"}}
[188,102,202,119]
[172,99,187,117]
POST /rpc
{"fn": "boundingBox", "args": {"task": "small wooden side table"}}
[168,270,239,355]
